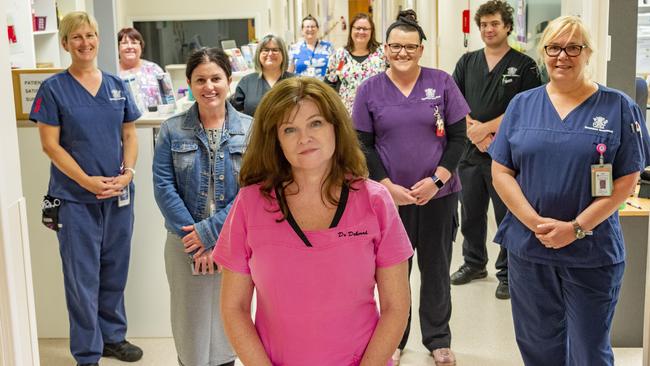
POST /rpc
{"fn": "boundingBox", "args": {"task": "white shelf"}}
[33,30,58,36]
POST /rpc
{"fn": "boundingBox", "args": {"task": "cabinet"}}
[8,0,86,68]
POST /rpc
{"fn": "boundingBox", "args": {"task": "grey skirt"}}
[164,232,235,366]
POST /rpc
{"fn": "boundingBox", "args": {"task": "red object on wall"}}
[462,9,470,34]
[7,25,17,43]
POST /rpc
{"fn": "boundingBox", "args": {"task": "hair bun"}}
[396,9,418,23]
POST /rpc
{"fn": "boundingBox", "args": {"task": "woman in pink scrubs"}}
[213,77,413,366]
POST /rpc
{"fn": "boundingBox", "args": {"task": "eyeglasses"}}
[119,40,141,47]
[261,47,281,54]
[544,44,586,57]
[387,43,420,54]
[352,26,371,32]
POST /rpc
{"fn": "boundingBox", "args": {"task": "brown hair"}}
[386,9,426,42]
[117,27,145,49]
[474,0,514,36]
[345,13,380,54]
[239,77,368,216]
[254,34,289,74]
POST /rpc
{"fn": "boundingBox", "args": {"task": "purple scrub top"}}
[353,67,470,197]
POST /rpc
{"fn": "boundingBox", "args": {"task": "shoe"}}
[102,340,143,362]
[450,264,487,285]
[391,349,402,365]
[495,280,510,299]
[432,348,456,365]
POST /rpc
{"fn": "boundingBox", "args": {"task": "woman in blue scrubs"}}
[30,12,142,366]
[490,16,650,366]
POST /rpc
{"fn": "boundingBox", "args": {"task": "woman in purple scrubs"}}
[353,9,469,366]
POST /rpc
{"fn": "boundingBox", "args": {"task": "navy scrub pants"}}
[56,195,134,364]
[509,253,624,366]
[458,160,508,282]
[398,192,458,351]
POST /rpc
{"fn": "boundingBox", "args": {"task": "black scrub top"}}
[231,71,295,117]
[453,48,541,163]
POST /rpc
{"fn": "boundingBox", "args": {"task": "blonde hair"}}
[537,15,595,59]
[59,11,98,42]
[239,77,368,215]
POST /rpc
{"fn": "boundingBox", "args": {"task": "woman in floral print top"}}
[325,13,386,113]
[118,27,164,111]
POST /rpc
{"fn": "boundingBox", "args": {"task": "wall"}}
[0,0,40,364]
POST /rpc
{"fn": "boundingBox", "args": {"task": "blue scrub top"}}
[489,84,650,267]
[29,70,141,203]
[289,39,333,78]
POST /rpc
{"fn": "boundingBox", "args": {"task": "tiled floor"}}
[39,205,643,365]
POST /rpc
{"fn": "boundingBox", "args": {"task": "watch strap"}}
[432,175,445,189]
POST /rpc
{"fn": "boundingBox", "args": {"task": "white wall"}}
[0,0,40,364]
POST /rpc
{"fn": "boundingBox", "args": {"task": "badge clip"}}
[591,143,613,197]
[434,106,445,137]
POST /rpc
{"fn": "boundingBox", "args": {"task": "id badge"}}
[591,164,613,197]
[305,66,317,77]
[118,185,131,207]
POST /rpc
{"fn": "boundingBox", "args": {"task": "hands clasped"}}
[385,178,440,206]
[182,225,221,275]
[533,218,576,250]
[84,173,132,200]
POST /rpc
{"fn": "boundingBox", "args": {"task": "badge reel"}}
[591,143,613,197]
[434,106,445,137]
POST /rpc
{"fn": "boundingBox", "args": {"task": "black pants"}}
[458,160,508,282]
[398,193,458,351]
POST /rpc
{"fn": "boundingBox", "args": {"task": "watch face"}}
[576,230,585,239]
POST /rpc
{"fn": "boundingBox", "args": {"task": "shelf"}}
[33,29,58,36]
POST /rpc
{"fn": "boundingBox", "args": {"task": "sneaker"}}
[495,280,510,299]
[450,264,487,285]
[391,349,402,365]
[102,340,143,362]
[432,348,456,365]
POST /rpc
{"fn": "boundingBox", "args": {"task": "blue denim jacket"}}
[153,102,252,250]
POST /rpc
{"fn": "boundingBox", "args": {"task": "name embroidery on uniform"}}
[584,116,613,134]
[338,230,369,238]
[110,89,126,101]
[421,88,441,101]
[502,67,520,84]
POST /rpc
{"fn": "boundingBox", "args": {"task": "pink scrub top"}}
[214,179,413,366]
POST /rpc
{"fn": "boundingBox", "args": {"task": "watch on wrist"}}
[432,175,445,189]
[571,220,587,239]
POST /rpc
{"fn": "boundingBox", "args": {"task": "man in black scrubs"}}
[451,0,541,299]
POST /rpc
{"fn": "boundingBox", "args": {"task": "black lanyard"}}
[275,183,349,248]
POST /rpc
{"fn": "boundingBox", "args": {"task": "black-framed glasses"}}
[544,44,587,57]
[261,47,281,54]
[387,43,420,54]
[352,26,371,32]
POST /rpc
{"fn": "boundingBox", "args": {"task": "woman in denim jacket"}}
[153,47,252,366]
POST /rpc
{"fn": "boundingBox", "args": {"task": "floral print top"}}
[119,59,164,111]
[325,46,386,113]
[289,39,333,79]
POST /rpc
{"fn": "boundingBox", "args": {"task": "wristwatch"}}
[571,220,592,239]
[432,175,445,189]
